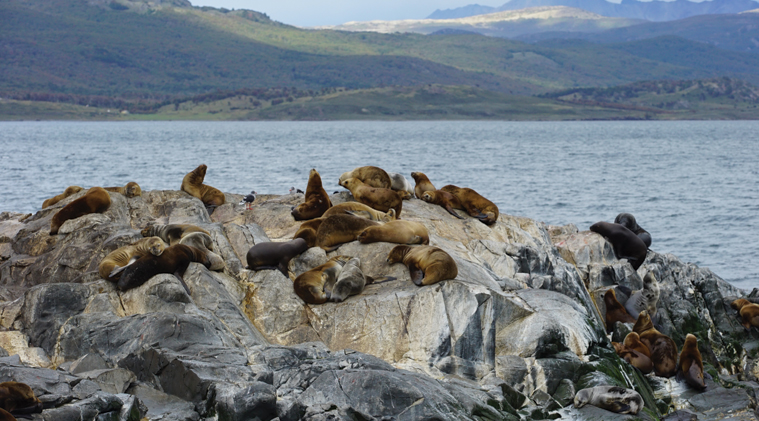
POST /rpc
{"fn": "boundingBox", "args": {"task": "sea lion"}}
[339,178,402,218]
[440,185,499,225]
[589,221,648,270]
[338,166,392,189]
[573,386,643,415]
[246,238,308,278]
[624,331,651,359]
[604,288,636,333]
[41,185,83,209]
[117,244,211,295]
[357,220,429,245]
[421,190,465,219]
[633,310,678,378]
[292,169,332,221]
[625,272,660,320]
[104,181,142,198]
[328,257,370,302]
[615,213,652,248]
[612,338,653,374]
[731,298,759,330]
[411,171,436,199]
[98,236,168,281]
[677,333,706,391]
[294,218,324,248]
[180,164,226,213]
[0,381,42,416]
[0,408,15,421]
[315,214,380,251]
[387,172,415,198]
[293,255,351,304]
[178,232,224,271]
[141,224,211,246]
[322,202,396,222]
[387,245,457,286]
[49,186,111,235]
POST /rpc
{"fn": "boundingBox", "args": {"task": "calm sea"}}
[1,121,757,291]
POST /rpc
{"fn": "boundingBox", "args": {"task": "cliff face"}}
[0,189,756,420]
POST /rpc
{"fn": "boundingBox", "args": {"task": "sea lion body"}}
[322,202,396,222]
[246,238,308,277]
[357,220,429,245]
[625,272,660,320]
[292,169,332,220]
[178,232,224,271]
[104,181,142,198]
[615,213,652,248]
[0,408,15,421]
[98,236,168,281]
[50,187,111,235]
[294,218,324,248]
[315,214,380,251]
[117,244,211,294]
[604,288,636,333]
[731,298,759,330]
[387,245,457,286]
[411,172,436,199]
[329,257,369,302]
[421,190,465,219]
[624,331,651,358]
[141,224,211,246]
[573,386,643,415]
[339,166,392,189]
[339,178,402,218]
[0,381,42,416]
[181,164,226,211]
[440,185,499,225]
[678,333,706,391]
[387,172,414,198]
[589,221,648,270]
[633,310,677,378]
[41,185,83,209]
[293,255,350,304]
[613,336,653,374]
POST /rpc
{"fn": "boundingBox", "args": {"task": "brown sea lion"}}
[292,168,332,221]
[573,386,643,415]
[41,185,83,209]
[411,171,436,199]
[141,224,210,246]
[117,244,211,295]
[0,381,42,416]
[322,202,396,222]
[440,185,499,225]
[387,245,457,286]
[421,190,465,219]
[49,186,111,235]
[589,221,648,270]
[625,272,660,320]
[315,214,380,251]
[731,298,759,330]
[98,236,168,281]
[615,213,652,248]
[104,181,142,198]
[624,332,651,358]
[633,310,677,378]
[677,333,706,391]
[339,178,402,218]
[612,340,653,374]
[0,408,15,421]
[294,218,324,248]
[293,255,351,304]
[339,166,392,189]
[180,164,226,213]
[604,288,636,333]
[246,238,309,278]
[357,220,429,245]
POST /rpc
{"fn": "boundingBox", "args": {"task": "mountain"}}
[428,4,498,19]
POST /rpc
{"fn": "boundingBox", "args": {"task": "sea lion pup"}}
[98,236,168,281]
[180,164,226,213]
[104,181,142,198]
[387,245,457,286]
[339,177,403,218]
[604,288,636,333]
[117,244,211,295]
[615,213,652,248]
[322,202,396,222]
[292,168,332,221]
[41,185,83,209]
[624,272,660,320]
[293,255,351,304]
[387,172,415,198]
[294,218,324,248]
[338,166,392,189]
[141,223,211,246]
[612,338,653,374]
[624,332,651,359]
[731,298,759,330]
[421,190,465,219]
[678,334,706,391]
[315,214,380,251]
[589,221,648,270]
[0,381,42,416]
[573,386,643,415]
[633,310,678,378]
[357,220,429,245]
[246,238,308,278]
[411,171,436,199]
[440,185,499,225]
[49,186,111,235]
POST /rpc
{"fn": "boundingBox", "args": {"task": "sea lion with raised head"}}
[615,213,652,248]
[117,244,211,295]
[731,298,759,330]
[246,238,309,278]
[293,255,351,304]
[141,224,211,246]
[180,164,226,213]
[98,236,168,281]
[604,288,636,333]
[573,386,643,415]
[0,381,42,417]
[440,185,499,225]
[625,272,660,320]
[292,169,332,221]
[50,187,111,235]
[41,185,83,209]
[589,221,648,270]
[357,220,429,245]
[322,202,396,222]
[339,166,392,189]
[411,172,436,199]
[633,310,678,378]
[387,245,457,286]
[677,333,706,391]
[339,178,402,218]
[294,218,324,248]
[315,214,380,251]
[421,190,465,219]
[104,181,142,198]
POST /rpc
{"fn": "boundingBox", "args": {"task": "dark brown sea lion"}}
[246,238,308,278]
[411,171,436,199]
[0,408,15,421]
[421,190,465,219]
[677,333,706,391]
[387,245,457,286]
[315,214,380,251]
[180,164,226,213]
[41,185,83,209]
[104,181,142,198]
[573,386,643,415]
[292,168,332,221]
[0,381,42,416]
[49,186,111,235]
[612,339,653,374]
[294,218,324,248]
[589,221,648,270]
[604,288,636,333]
[322,202,396,222]
[731,298,759,330]
[117,244,211,295]
[141,224,210,246]
[633,310,678,378]
[293,255,351,304]
[357,220,429,245]
[339,178,402,218]
[440,185,499,225]
[615,213,652,248]
[339,166,392,189]
[98,236,168,281]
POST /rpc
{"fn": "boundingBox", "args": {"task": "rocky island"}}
[0,188,756,420]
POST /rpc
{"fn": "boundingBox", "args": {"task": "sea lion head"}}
[140,224,155,237]
[612,341,626,354]
[410,172,426,182]
[339,177,360,190]
[386,245,410,264]
[614,213,639,231]
[381,209,396,222]
[64,186,83,195]
[573,388,592,408]
[731,298,751,311]
[124,182,142,198]
[632,310,653,333]
[146,237,167,256]
[421,191,435,203]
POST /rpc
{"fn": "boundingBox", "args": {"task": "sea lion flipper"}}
[346,210,373,219]
[173,271,192,296]
[611,403,632,414]
[409,236,423,245]
[277,262,289,278]
[367,276,397,285]
[109,265,126,278]
[408,264,424,286]
[444,205,465,219]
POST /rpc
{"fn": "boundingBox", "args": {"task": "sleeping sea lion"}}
[49,187,111,235]
[178,232,224,271]
[322,202,396,222]
[41,185,83,209]
[293,255,351,304]
[141,224,210,246]
[612,339,653,374]
[573,386,643,415]
[615,213,652,248]
[421,190,465,219]
[329,257,371,302]
[104,181,142,198]
[339,178,402,218]
[677,333,706,391]
[440,185,499,225]
[315,214,380,251]
[731,298,759,330]
[246,238,308,278]
[292,168,332,220]
[604,288,636,333]
[357,220,429,245]
[338,166,392,189]
[624,272,660,320]
[294,218,324,248]
[0,381,42,416]
[624,331,651,359]
[180,164,226,213]
[117,244,211,295]
[98,236,168,281]
[589,221,648,270]
[387,245,457,286]
[411,171,436,199]
[387,172,415,198]
[633,310,677,378]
